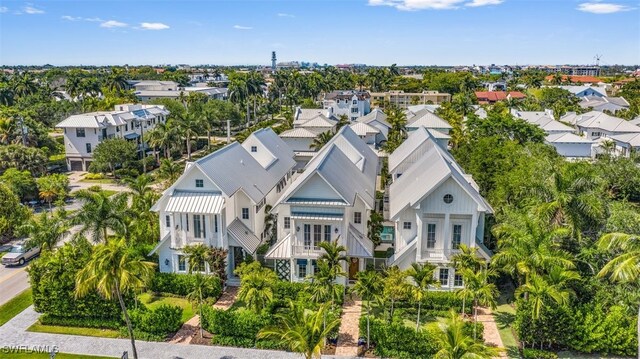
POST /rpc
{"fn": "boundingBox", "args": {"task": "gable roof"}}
[406,109,452,130]
[56,105,167,128]
[297,114,338,128]
[279,127,318,138]
[610,133,640,147]
[557,85,607,97]
[349,122,381,136]
[356,109,390,128]
[244,128,296,175]
[571,111,640,133]
[389,127,458,174]
[545,132,594,144]
[475,91,526,102]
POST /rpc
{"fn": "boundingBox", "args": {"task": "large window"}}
[452,224,462,249]
[426,223,436,248]
[194,215,206,238]
[242,208,249,220]
[297,259,307,278]
[324,225,331,242]
[284,217,291,229]
[313,224,322,248]
[354,212,362,224]
[439,268,449,286]
[178,255,186,272]
[76,128,85,137]
[304,224,311,248]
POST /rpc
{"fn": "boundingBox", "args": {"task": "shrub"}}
[514,299,572,349]
[150,272,221,299]
[567,304,636,356]
[83,173,105,180]
[424,291,469,314]
[272,280,308,300]
[361,318,439,359]
[39,314,121,330]
[201,306,271,346]
[118,327,165,342]
[522,348,558,359]
[113,168,140,180]
[129,304,183,337]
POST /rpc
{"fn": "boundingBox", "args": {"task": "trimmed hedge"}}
[150,272,222,299]
[39,314,121,330]
[201,306,271,347]
[361,318,439,359]
[522,348,558,359]
[129,304,183,338]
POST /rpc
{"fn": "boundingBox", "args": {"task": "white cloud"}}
[577,2,631,13]
[277,12,295,17]
[100,20,128,28]
[23,5,44,14]
[0,6,8,13]
[140,22,170,30]
[368,0,463,10]
[63,15,104,22]
[233,25,252,30]
[465,0,503,7]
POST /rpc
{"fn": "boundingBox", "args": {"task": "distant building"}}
[557,85,607,97]
[127,80,227,102]
[474,91,526,104]
[544,75,602,84]
[323,90,371,121]
[579,96,630,113]
[369,90,451,109]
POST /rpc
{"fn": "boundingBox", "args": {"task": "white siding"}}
[550,142,593,158]
[420,177,477,214]
[293,174,342,200]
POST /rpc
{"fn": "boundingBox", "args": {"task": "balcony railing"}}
[293,245,323,257]
[421,248,461,261]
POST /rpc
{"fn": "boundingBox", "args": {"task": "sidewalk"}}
[476,307,508,358]
[334,297,362,357]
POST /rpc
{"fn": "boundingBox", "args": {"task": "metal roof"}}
[165,191,225,214]
[279,128,318,138]
[56,105,168,129]
[407,109,452,130]
[349,122,380,136]
[610,133,640,147]
[356,109,390,128]
[244,128,296,176]
[574,111,640,133]
[346,224,373,257]
[264,233,292,259]
[227,218,261,254]
[290,212,344,221]
[389,127,460,174]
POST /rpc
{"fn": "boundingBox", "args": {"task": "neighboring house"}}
[127,80,180,92]
[278,128,318,169]
[556,85,607,98]
[579,96,630,113]
[406,104,440,116]
[323,90,371,121]
[609,133,640,157]
[406,108,453,135]
[387,127,492,290]
[292,108,339,135]
[474,91,526,104]
[561,111,640,140]
[356,109,391,141]
[150,128,296,284]
[127,80,227,102]
[369,90,451,109]
[348,122,381,147]
[545,133,594,159]
[56,104,169,171]
[266,126,378,283]
[511,110,575,134]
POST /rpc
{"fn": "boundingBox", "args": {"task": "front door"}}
[232,246,244,272]
[349,257,359,280]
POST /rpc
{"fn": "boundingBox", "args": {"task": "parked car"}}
[1,242,40,266]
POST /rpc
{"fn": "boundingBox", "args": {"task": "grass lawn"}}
[27,323,120,339]
[0,289,33,326]
[138,292,194,322]
[100,190,118,197]
[0,353,115,359]
[79,178,117,184]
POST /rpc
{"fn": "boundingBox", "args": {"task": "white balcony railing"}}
[293,245,323,257]
[421,248,461,261]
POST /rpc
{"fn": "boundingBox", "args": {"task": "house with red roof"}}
[474,91,526,104]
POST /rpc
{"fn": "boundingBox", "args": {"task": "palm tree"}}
[597,232,640,354]
[205,247,228,285]
[71,190,128,243]
[310,131,334,151]
[157,158,182,186]
[406,263,439,331]
[186,273,214,338]
[515,272,571,321]
[237,265,277,312]
[257,300,340,359]
[176,111,202,160]
[75,238,155,359]
[12,73,38,98]
[451,244,484,315]
[317,240,347,308]
[435,310,502,359]
[146,122,180,159]
[22,210,69,252]
[383,266,408,322]
[353,270,382,349]
[183,243,208,273]
[383,106,407,153]
[456,268,499,340]
[104,67,129,93]
[550,73,564,85]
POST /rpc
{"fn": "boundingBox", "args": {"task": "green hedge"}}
[201,306,271,346]
[150,272,222,299]
[39,314,121,330]
[360,318,439,359]
[522,348,558,359]
[129,304,183,338]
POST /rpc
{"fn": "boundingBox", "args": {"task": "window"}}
[439,268,449,286]
[403,221,412,230]
[443,194,454,204]
[454,274,464,287]
[214,215,218,233]
[297,259,307,278]
[76,128,85,137]
[313,224,322,248]
[194,215,206,238]
[426,223,436,248]
[352,100,358,105]
[452,224,462,249]
[324,225,331,242]
[178,255,186,272]
[351,107,359,113]
[304,224,311,248]
[125,124,128,131]
[250,146,257,153]
[284,216,291,229]
[185,215,189,231]
[165,215,171,228]
[354,212,362,224]
[195,179,204,188]
[242,208,249,220]
[351,117,358,121]
[85,143,92,153]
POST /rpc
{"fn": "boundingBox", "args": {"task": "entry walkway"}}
[334,297,362,357]
[476,307,508,358]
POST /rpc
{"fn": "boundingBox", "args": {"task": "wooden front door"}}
[349,257,359,280]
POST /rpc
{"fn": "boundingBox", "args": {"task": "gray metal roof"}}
[227,218,261,254]
[406,109,452,130]
[349,122,380,136]
[165,190,225,214]
[356,109,390,128]
[279,128,318,138]
[56,105,167,129]
[290,212,344,220]
[347,224,373,257]
[389,127,459,174]
[573,111,640,133]
[264,233,292,259]
[545,132,594,144]
[244,128,296,176]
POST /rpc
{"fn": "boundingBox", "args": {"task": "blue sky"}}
[0,0,639,66]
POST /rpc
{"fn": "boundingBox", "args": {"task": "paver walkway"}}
[334,297,362,357]
[169,286,239,344]
[476,307,508,358]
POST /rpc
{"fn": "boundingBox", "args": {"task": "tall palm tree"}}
[186,273,214,338]
[318,240,347,308]
[157,158,182,186]
[550,73,564,85]
[72,190,128,243]
[383,106,407,153]
[176,111,202,160]
[383,266,408,322]
[597,232,640,354]
[353,270,383,349]
[406,262,439,331]
[104,67,129,93]
[310,131,334,151]
[12,73,38,98]
[75,238,155,359]
[456,268,499,340]
[258,300,340,359]
[451,244,484,315]
[183,243,208,273]
[435,310,502,359]
[146,122,180,159]
[237,265,277,313]
[22,210,69,252]
[515,272,571,321]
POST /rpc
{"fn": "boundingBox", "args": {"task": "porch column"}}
[470,212,478,248]
[443,213,451,253]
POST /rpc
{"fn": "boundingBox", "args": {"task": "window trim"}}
[426,223,436,248]
[284,216,291,229]
[439,268,449,286]
[250,145,257,153]
[76,128,85,137]
[165,215,171,228]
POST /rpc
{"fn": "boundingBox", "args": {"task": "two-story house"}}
[323,91,371,121]
[150,128,296,284]
[561,110,640,141]
[266,126,378,283]
[56,104,169,171]
[388,127,492,290]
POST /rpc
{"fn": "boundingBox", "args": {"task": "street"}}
[0,262,29,306]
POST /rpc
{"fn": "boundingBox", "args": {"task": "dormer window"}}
[251,146,257,153]
[195,179,204,188]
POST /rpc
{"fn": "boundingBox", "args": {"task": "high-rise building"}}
[271,51,277,73]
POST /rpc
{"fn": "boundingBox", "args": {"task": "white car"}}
[1,242,40,266]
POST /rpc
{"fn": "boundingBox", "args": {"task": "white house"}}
[387,127,492,290]
[56,104,169,171]
[561,111,640,140]
[406,108,453,135]
[127,80,228,102]
[150,128,296,284]
[323,91,371,121]
[348,122,381,147]
[557,85,607,98]
[292,108,338,135]
[266,126,378,283]
[278,128,318,169]
[356,109,391,144]
[610,133,640,157]
[579,96,630,113]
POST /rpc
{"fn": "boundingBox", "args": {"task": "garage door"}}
[70,161,83,171]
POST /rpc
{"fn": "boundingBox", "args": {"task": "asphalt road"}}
[0,262,30,306]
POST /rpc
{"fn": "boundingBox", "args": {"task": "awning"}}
[124,133,140,140]
[347,224,374,258]
[165,191,225,214]
[228,218,261,254]
[290,212,344,221]
[265,233,292,260]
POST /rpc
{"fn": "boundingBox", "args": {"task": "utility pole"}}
[226,120,231,144]
[138,117,146,173]
[18,116,27,146]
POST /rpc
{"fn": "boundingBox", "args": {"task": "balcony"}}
[292,245,323,257]
[421,248,460,261]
